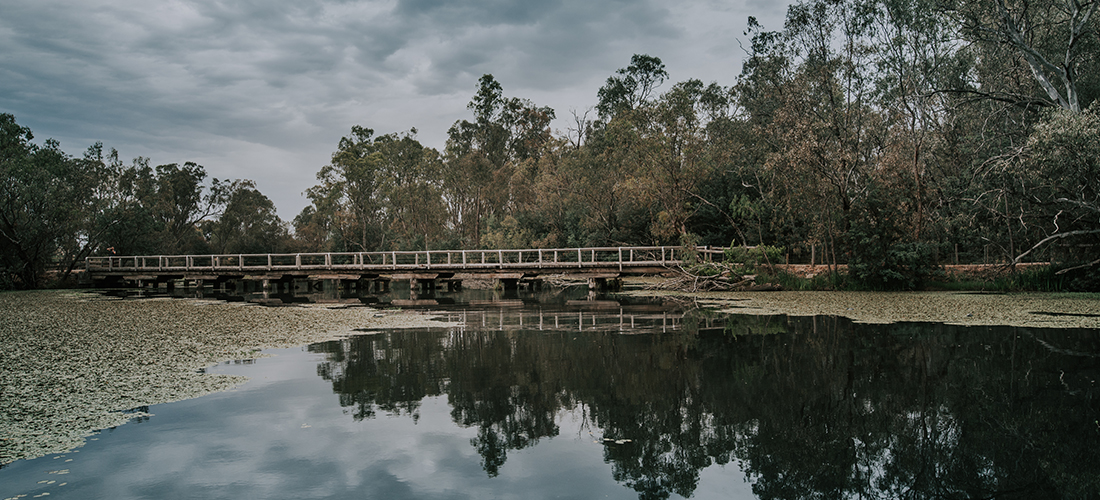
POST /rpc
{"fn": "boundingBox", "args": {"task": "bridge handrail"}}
[85,246,729,273]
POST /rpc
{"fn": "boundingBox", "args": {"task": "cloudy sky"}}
[1,0,792,219]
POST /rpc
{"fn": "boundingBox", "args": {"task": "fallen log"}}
[644,265,782,292]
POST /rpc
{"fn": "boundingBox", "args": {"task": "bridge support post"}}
[585,277,622,292]
[587,278,605,291]
[409,278,437,294]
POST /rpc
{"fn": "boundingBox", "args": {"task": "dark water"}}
[1,287,1099,499]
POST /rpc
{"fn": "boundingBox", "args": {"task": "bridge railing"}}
[86,246,726,273]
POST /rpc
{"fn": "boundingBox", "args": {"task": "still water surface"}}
[1,287,1098,499]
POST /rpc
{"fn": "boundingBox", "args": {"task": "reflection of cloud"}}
[1,0,791,219]
[0,349,633,499]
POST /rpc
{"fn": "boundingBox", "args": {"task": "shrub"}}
[849,240,942,291]
[723,245,784,272]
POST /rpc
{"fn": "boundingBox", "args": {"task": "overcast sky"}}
[1,0,792,219]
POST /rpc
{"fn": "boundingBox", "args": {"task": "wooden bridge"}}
[84,246,722,292]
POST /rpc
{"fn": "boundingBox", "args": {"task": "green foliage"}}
[758,268,850,291]
[10,0,1100,289]
[686,262,723,277]
[205,180,289,254]
[1001,104,1100,264]
[990,266,1068,292]
[990,264,1100,292]
[481,215,532,250]
[678,233,701,266]
[723,245,783,271]
[596,54,668,119]
[849,240,942,291]
[1,113,290,288]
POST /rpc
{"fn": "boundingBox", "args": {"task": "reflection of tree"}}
[312,330,448,421]
[310,310,1100,499]
[730,320,1100,500]
[445,330,564,476]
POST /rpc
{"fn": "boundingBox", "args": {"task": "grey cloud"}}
[394,0,565,26]
[1,0,792,218]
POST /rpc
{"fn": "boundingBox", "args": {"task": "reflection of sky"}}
[0,346,757,500]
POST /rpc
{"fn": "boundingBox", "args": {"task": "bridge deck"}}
[85,246,723,281]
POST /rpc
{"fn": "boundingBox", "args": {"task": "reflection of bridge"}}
[84,246,724,291]
[438,305,695,334]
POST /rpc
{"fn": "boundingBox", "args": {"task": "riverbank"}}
[0,290,457,465]
[626,288,1100,329]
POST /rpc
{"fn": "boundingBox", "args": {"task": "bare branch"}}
[995,0,1076,110]
[1055,257,1100,274]
[1054,197,1100,214]
[1013,229,1100,264]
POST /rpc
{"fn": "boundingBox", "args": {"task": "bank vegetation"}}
[3,0,1098,291]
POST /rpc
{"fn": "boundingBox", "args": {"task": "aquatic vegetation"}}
[625,288,1100,328]
[0,290,454,465]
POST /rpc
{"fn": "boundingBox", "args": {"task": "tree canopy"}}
[5,0,1098,289]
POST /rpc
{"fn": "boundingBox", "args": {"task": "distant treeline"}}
[3,0,1098,290]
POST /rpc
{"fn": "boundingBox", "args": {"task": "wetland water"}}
[1,286,1099,499]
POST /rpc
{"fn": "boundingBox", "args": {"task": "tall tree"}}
[127,161,228,254]
[306,125,385,252]
[374,130,448,250]
[951,0,1099,112]
[444,75,555,248]
[596,54,669,120]
[1002,103,1100,272]
[0,114,53,287]
[205,180,288,254]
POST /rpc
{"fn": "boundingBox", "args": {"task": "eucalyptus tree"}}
[130,162,230,254]
[0,116,139,286]
[0,114,56,288]
[627,79,740,244]
[728,0,967,283]
[290,205,329,253]
[305,125,385,252]
[301,126,449,251]
[752,0,887,270]
[869,0,966,242]
[999,104,1100,276]
[205,180,288,254]
[1,115,161,286]
[373,130,448,250]
[930,0,1099,269]
[952,0,1098,113]
[444,74,555,248]
[574,54,676,246]
[55,144,140,278]
[596,54,669,120]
